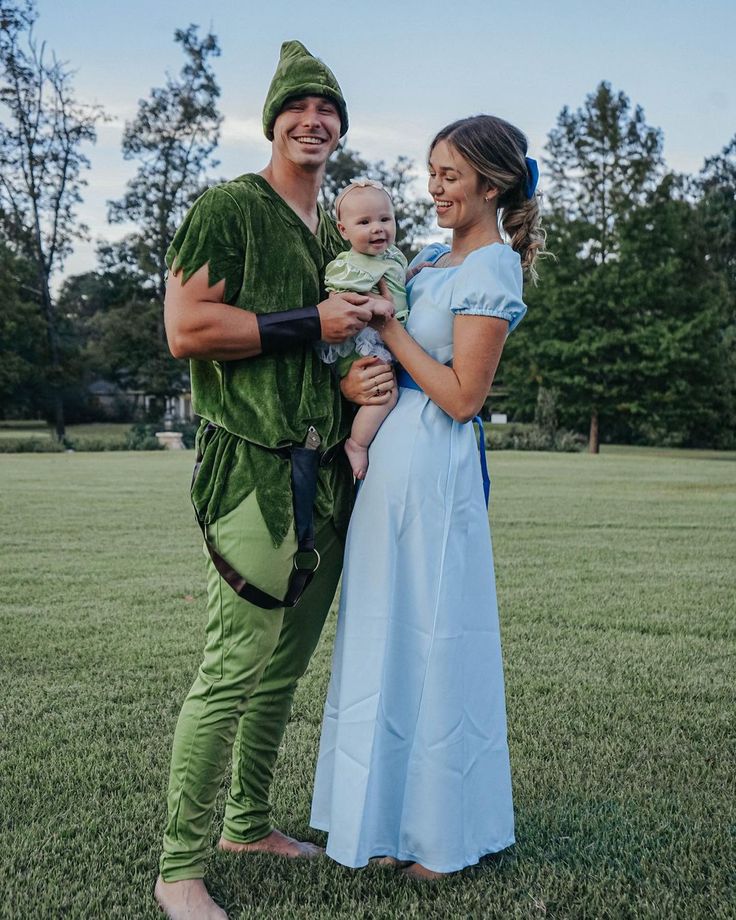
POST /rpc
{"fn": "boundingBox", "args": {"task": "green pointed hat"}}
[262,40,348,140]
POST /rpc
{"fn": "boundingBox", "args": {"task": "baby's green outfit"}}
[317,245,408,366]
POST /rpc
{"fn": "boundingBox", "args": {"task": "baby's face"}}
[337,187,397,255]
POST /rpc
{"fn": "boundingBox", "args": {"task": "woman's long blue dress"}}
[310,241,527,872]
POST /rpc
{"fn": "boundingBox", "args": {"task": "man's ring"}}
[374,386,380,397]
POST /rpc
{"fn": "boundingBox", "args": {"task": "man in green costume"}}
[154,41,395,920]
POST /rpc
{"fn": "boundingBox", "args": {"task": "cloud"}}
[220,115,266,144]
[345,120,430,167]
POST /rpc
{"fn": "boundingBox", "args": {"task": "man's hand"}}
[341,356,395,406]
[317,292,373,343]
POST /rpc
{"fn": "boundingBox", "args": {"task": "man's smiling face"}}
[271,95,341,171]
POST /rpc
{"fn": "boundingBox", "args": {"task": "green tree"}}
[57,240,184,413]
[504,171,733,449]
[321,146,370,210]
[97,24,222,415]
[698,135,736,297]
[323,147,434,259]
[695,135,736,444]
[546,81,664,264]
[0,0,103,437]
[108,24,222,300]
[615,175,731,447]
[0,236,47,417]
[513,83,665,451]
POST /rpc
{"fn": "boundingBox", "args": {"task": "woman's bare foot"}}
[370,856,413,868]
[402,862,451,881]
[154,876,228,920]
[218,829,323,858]
[344,437,369,479]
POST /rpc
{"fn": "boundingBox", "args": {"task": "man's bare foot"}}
[402,862,451,881]
[154,876,228,920]
[344,437,369,479]
[218,829,323,859]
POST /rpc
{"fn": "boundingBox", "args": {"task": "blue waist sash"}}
[397,367,491,507]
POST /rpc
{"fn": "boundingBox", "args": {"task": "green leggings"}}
[160,491,344,881]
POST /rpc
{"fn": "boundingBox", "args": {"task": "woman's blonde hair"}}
[430,115,546,282]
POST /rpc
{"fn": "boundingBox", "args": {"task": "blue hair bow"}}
[525,157,539,199]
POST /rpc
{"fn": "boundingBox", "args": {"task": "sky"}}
[29,0,736,282]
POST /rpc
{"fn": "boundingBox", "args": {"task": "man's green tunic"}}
[166,173,353,547]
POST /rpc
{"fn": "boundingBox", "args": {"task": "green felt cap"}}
[262,40,348,140]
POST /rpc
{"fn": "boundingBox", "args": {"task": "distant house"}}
[87,378,194,421]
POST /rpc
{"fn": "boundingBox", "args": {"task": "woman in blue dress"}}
[311,115,545,878]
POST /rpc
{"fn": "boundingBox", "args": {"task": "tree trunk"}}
[39,273,66,441]
[588,410,600,454]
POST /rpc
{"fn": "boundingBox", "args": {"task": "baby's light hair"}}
[334,179,393,222]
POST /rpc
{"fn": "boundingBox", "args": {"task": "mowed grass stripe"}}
[1,450,734,919]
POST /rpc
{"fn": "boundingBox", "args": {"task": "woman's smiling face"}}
[428,139,491,232]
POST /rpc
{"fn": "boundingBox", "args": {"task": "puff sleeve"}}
[324,251,379,294]
[451,244,527,333]
[407,242,448,273]
[166,186,246,306]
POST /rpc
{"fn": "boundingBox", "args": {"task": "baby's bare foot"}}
[218,829,323,859]
[154,876,228,920]
[345,437,369,479]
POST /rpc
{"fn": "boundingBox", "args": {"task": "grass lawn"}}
[0,422,134,440]
[1,448,734,919]
[0,422,135,453]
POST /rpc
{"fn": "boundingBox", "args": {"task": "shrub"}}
[534,386,559,438]
[172,422,198,450]
[485,422,535,450]
[124,423,164,451]
[0,419,48,430]
[553,429,587,452]
[123,421,198,451]
[0,438,64,453]
[67,436,128,452]
[484,421,585,452]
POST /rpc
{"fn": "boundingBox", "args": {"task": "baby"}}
[318,180,409,479]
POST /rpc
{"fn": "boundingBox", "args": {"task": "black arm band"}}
[256,306,322,354]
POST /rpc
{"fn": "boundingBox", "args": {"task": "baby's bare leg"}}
[345,387,398,479]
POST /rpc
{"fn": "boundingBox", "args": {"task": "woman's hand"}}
[368,296,395,322]
[405,260,434,283]
[341,357,395,406]
[368,278,397,331]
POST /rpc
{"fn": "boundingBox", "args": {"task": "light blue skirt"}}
[310,388,515,872]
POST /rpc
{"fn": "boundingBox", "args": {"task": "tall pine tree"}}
[505,82,666,451]
[695,136,736,445]
[503,131,733,449]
